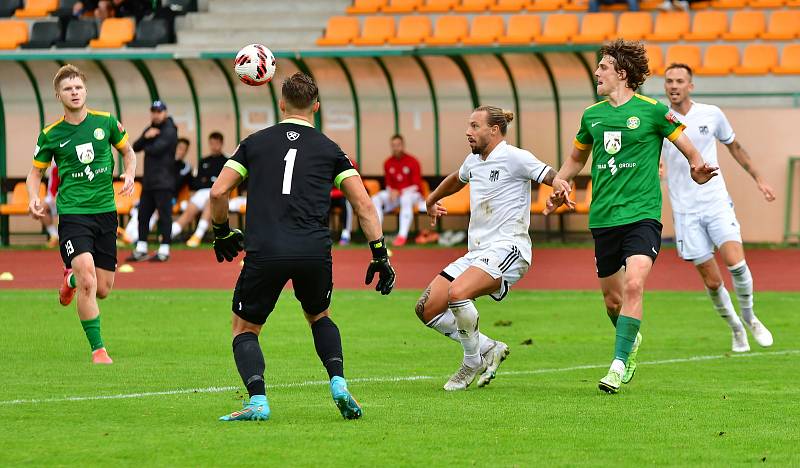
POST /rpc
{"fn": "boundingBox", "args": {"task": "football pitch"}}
[1,289,798,466]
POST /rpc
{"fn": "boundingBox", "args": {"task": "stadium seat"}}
[772,44,800,74]
[462,15,504,45]
[19,19,60,48]
[55,18,95,47]
[490,0,530,11]
[418,0,457,12]
[454,0,493,11]
[645,12,690,42]
[531,183,574,215]
[127,18,170,47]
[748,0,785,7]
[787,0,800,6]
[53,0,78,17]
[346,0,384,14]
[574,180,592,214]
[684,11,727,41]
[616,12,653,40]
[316,16,359,46]
[761,11,800,40]
[572,13,615,44]
[0,0,21,17]
[710,0,747,7]
[440,185,470,216]
[721,11,765,41]
[89,18,134,48]
[497,14,540,43]
[352,16,394,46]
[697,45,739,76]
[733,44,778,75]
[113,180,142,216]
[664,45,701,72]
[14,0,56,17]
[425,15,468,45]
[536,14,579,44]
[388,15,431,45]
[362,179,381,197]
[382,0,421,12]
[527,0,564,11]
[639,0,664,9]
[0,19,27,48]
[645,44,664,74]
[0,182,45,215]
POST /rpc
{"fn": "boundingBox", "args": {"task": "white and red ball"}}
[234,44,276,86]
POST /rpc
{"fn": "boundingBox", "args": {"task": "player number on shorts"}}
[282,149,297,195]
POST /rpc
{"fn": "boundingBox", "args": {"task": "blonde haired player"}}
[416,106,565,391]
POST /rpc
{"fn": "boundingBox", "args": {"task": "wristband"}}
[369,237,388,259]
[212,220,231,237]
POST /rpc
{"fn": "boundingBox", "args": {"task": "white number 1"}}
[282,149,297,195]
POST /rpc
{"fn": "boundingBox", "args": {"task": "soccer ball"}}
[234,44,276,86]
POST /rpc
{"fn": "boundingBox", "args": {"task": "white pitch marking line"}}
[1,349,796,406]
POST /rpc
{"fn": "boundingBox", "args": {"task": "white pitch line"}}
[1,349,796,406]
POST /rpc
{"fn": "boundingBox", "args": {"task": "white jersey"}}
[661,101,735,213]
[457,140,551,264]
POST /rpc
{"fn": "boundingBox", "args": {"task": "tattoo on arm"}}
[415,286,432,320]
[541,168,557,186]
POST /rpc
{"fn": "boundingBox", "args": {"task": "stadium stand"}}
[773,44,800,74]
[497,14,540,43]
[571,13,616,44]
[388,15,431,44]
[491,0,530,11]
[0,0,20,16]
[646,11,690,41]
[55,18,96,48]
[462,15,505,45]
[664,44,702,71]
[425,15,469,45]
[418,0,459,13]
[454,0,494,11]
[89,17,135,48]
[316,16,359,46]
[536,13,579,44]
[0,20,27,48]
[0,182,45,217]
[383,0,422,12]
[733,43,779,74]
[528,0,565,12]
[684,10,727,40]
[352,16,395,45]
[14,0,57,18]
[127,18,171,47]
[53,0,78,18]
[761,10,800,40]
[616,12,653,41]
[644,44,664,74]
[697,44,739,75]
[721,10,766,40]
[20,20,61,48]
[346,0,384,14]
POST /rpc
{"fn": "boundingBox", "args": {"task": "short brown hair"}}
[53,64,86,91]
[664,62,694,79]
[474,106,514,136]
[599,39,650,90]
[281,72,318,110]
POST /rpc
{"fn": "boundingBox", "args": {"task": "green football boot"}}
[622,332,642,384]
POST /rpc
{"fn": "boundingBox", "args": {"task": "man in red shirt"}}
[372,134,424,247]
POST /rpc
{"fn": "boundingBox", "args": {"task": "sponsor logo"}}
[626,116,640,129]
[699,125,709,135]
[60,140,71,148]
[665,111,680,124]
[75,142,94,164]
[651,246,658,255]
[591,121,602,127]
[608,157,618,176]
[93,128,105,140]
[489,169,500,182]
[603,131,621,155]
[286,131,300,141]
[117,121,124,133]
[84,166,94,181]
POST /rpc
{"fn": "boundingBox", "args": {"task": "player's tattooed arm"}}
[415,286,432,321]
[540,168,558,186]
[725,140,775,202]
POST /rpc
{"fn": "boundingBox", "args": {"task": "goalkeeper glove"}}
[365,236,395,295]
[212,220,244,263]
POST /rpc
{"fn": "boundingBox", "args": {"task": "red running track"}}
[0,247,798,291]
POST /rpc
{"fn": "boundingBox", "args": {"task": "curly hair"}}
[599,39,651,90]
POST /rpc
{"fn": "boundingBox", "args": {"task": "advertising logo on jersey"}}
[286,131,300,141]
[75,142,95,164]
[664,110,680,124]
[603,131,621,155]
[93,128,105,140]
[626,116,640,129]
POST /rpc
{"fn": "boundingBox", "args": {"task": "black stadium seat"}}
[166,0,196,13]
[0,0,21,17]
[53,0,79,18]
[127,18,170,47]
[21,21,62,48]
[55,19,96,48]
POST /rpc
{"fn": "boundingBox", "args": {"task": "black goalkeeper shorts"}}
[58,212,118,271]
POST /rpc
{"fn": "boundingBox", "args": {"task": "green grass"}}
[1,289,798,466]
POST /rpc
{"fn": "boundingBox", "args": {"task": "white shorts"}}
[442,244,529,301]
[189,188,211,210]
[673,199,742,263]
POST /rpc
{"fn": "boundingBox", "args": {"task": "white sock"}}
[135,241,147,254]
[46,225,58,238]
[610,359,625,375]
[448,299,481,367]
[148,214,157,230]
[194,219,209,239]
[158,243,170,256]
[340,229,351,240]
[706,285,744,331]
[728,260,754,323]
[425,309,495,354]
[398,205,413,238]
[171,222,182,238]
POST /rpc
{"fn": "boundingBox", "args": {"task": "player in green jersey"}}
[25,64,137,364]
[545,40,718,393]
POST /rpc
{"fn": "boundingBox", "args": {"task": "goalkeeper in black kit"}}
[209,72,395,422]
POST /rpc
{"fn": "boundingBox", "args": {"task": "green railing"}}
[784,156,800,244]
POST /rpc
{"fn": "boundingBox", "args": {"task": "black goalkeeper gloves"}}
[212,220,244,263]
[365,236,396,295]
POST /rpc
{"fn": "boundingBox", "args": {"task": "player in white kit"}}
[661,63,775,352]
[415,106,566,391]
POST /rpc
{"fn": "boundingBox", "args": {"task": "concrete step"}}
[207,0,350,15]
[181,12,333,30]
[176,29,321,50]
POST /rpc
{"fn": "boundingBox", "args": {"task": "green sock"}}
[608,313,618,327]
[68,272,76,288]
[613,315,641,363]
[80,316,104,351]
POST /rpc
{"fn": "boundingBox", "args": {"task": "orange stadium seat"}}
[722,11,765,41]
[639,0,664,9]
[383,0,421,12]
[454,0,493,11]
[462,15,505,45]
[0,20,28,49]
[388,15,432,44]
[362,179,381,197]
[616,12,653,40]
[0,183,45,215]
[710,0,747,7]
[788,0,800,6]
[113,180,142,216]
[346,0,385,14]
[772,44,800,74]
[571,13,615,43]
[491,0,531,10]
[352,16,395,45]
[574,180,592,214]
[440,186,470,216]
[527,0,564,11]
[418,0,458,12]
[425,15,469,45]
[733,44,778,75]
[684,11,727,41]
[89,18,134,48]
[316,16,360,46]
[536,14,579,44]
[749,0,785,7]
[497,14,540,43]
[531,183,575,215]
[664,45,701,71]
[563,0,589,10]
[14,0,57,17]
[645,12,689,41]
[645,44,664,74]
[761,11,800,40]
[697,45,739,76]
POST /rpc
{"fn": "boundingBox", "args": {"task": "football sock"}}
[706,285,744,331]
[135,241,147,254]
[171,222,182,238]
[158,243,170,256]
[67,271,77,288]
[398,203,413,238]
[607,313,618,327]
[232,332,266,397]
[613,315,641,364]
[80,316,104,351]
[449,300,481,367]
[426,310,495,354]
[311,316,344,380]
[194,219,209,239]
[728,260,754,323]
[46,225,58,238]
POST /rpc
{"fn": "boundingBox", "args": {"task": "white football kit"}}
[442,141,552,300]
[661,101,742,263]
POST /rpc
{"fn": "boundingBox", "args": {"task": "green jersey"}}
[33,110,128,215]
[574,93,685,228]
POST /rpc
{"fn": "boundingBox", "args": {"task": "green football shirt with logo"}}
[574,94,685,228]
[32,110,128,215]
